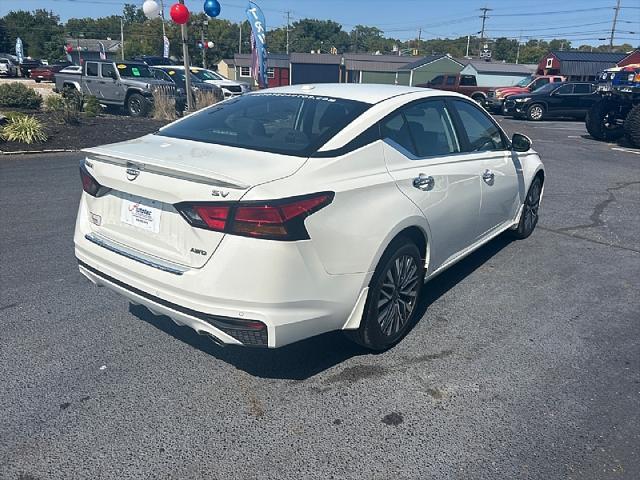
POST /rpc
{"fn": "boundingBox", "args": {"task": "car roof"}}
[254,83,456,104]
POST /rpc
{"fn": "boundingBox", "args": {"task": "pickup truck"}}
[485,74,566,112]
[54,60,176,117]
[416,74,491,105]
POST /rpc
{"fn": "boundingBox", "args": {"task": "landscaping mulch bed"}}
[0,111,169,153]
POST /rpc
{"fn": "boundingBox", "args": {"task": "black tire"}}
[34,79,41,83]
[586,99,625,141]
[472,94,486,107]
[510,176,542,240]
[348,237,424,351]
[126,92,150,117]
[526,104,545,121]
[623,105,640,148]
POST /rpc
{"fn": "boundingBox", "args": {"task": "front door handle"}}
[413,173,434,191]
[482,169,495,183]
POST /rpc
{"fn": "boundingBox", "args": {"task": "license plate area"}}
[120,195,163,233]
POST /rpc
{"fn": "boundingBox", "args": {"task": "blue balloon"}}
[203,0,221,17]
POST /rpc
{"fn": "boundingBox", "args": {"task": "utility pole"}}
[515,32,522,64]
[285,10,291,54]
[177,0,193,111]
[417,28,422,55]
[479,7,492,55]
[239,21,242,54]
[120,17,124,61]
[465,35,470,57]
[202,20,208,69]
[609,0,621,48]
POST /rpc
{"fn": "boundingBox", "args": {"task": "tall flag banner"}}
[245,2,268,88]
[15,37,24,64]
[98,42,106,60]
[163,35,170,58]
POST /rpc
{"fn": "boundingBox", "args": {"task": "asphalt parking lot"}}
[1,117,639,479]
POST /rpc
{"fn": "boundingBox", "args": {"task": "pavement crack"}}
[538,227,640,254]
[556,180,640,233]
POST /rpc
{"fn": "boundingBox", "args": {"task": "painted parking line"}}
[611,147,640,155]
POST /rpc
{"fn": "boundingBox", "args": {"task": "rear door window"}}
[555,84,574,95]
[460,75,477,86]
[381,112,416,155]
[573,83,591,94]
[86,62,98,77]
[402,100,460,157]
[450,99,506,152]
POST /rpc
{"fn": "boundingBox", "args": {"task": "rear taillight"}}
[79,161,110,197]
[176,192,334,241]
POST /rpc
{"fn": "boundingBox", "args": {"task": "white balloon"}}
[142,0,161,19]
[207,41,214,49]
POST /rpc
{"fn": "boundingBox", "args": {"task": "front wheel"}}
[586,99,625,141]
[126,92,150,117]
[348,237,424,351]
[527,104,545,121]
[510,176,542,240]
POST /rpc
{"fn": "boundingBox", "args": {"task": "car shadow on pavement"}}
[131,235,513,380]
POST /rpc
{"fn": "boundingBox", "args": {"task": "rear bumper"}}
[74,205,369,348]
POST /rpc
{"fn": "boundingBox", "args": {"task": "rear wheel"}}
[34,79,41,83]
[527,104,545,121]
[586,99,625,141]
[623,105,640,148]
[510,176,542,240]
[472,94,486,107]
[348,237,424,351]
[126,92,150,117]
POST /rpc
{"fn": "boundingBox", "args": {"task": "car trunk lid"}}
[81,134,307,269]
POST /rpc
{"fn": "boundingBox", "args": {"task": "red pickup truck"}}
[485,74,566,112]
[417,74,491,105]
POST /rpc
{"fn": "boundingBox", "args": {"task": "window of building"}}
[267,67,275,79]
[240,66,251,77]
[546,57,553,69]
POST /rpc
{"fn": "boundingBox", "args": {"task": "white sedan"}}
[75,84,544,350]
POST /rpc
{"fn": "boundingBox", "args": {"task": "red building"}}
[618,50,640,67]
[537,51,628,81]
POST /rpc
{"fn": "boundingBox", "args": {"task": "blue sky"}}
[3,0,639,45]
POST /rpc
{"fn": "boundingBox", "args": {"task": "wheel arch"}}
[471,91,487,100]
[368,220,431,278]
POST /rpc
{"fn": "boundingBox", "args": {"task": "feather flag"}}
[245,2,268,88]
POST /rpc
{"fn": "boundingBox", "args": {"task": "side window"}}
[553,77,563,82]
[86,62,98,77]
[459,75,477,86]
[430,75,444,86]
[555,84,573,95]
[573,83,591,94]
[381,112,416,155]
[451,100,506,152]
[101,63,115,79]
[402,100,460,157]
[446,76,456,86]
[532,78,549,90]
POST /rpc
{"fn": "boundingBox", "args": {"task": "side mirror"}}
[512,133,532,152]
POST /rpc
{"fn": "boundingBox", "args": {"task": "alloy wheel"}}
[529,105,543,120]
[129,97,143,115]
[376,254,420,337]
[523,179,541,233]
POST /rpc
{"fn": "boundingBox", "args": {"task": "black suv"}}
[503,82,598,121]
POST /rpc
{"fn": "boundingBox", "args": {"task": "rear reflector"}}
[175,192,334,241]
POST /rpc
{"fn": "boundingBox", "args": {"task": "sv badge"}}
[212,189,229,198]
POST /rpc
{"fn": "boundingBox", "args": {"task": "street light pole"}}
[178,0,194,111]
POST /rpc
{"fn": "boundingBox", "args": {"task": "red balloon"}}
[66,44,73,53]
[170,3,190,24]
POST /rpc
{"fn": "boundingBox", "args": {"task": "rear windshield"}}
[191,69,225,81]
[157,93,371,157]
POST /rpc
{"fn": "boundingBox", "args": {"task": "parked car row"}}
[51,59,250,117]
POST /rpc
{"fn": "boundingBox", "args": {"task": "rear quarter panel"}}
[243,140,429,276]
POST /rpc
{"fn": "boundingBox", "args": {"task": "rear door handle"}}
[482,169,495,183]
[413,173,434,191]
